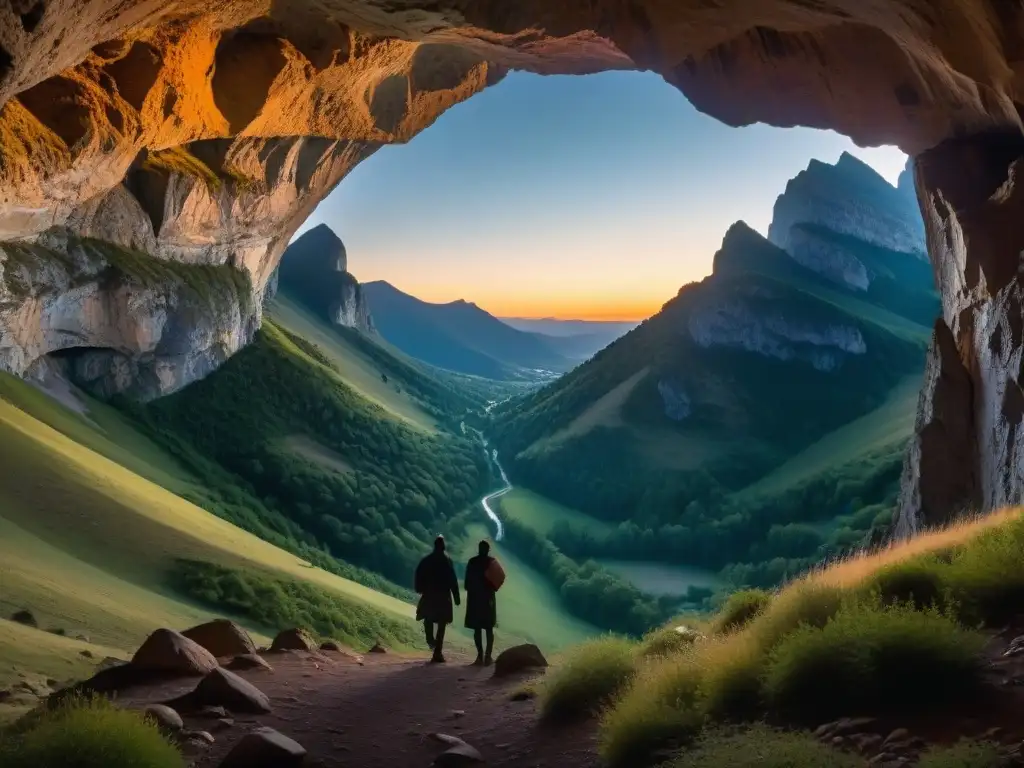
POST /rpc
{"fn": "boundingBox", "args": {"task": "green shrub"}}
[866,556,948,610]
[917,740,1005,768]
[764,601,984,722]
[942,518,1024,626]
[712,589,772,634]
[640,624,702,657]
[540,636,637,722]
[750,582,844,650]
[666,724,862,768]
[698,635,765,721]
[599,653,705,767]
[0,697,183,768]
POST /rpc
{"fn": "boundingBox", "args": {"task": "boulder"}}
[195,705,229,719]
[319,641,342,652]
[193,668,272,714]
[145,704,183,733]
[183,620,257,658]
[10,610,37,627]
[368,642,388,654]
[493,644,548,678]
[227,654,273,672]
[131,629,218,677]
[270,628,317,652]
[219,727,306,768]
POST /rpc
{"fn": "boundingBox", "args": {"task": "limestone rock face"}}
[0,236,256,400]
[767,153,926,290]
[896,134,1024,531]
[275,224,374,333]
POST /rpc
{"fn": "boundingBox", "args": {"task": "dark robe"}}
[414,550,459,625]
[464,554,497,630]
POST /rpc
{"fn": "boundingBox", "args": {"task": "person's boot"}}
[472,655,484,666]
[430,652,447,663]
[483,655,493,666]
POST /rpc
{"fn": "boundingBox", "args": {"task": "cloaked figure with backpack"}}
[463,540,505,666]
[414,535,460,663]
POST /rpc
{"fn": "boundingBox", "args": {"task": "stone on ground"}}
[219,727,306,768]
[145,704,183,733]
[368,641,387,654]
[270,628,317,652]
[227,653,273,672]
[320,641,342,652]
[434,740,485,766]
[10,609,37,627]
[132,628,219,676]
[493,644,548,678]
[183,619,257,658]
[193,668,272,713]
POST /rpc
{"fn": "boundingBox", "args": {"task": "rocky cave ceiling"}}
[2,0,1024,530]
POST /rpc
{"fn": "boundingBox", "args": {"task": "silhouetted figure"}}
[381,373,388,384]
[414,535,460,663]
[464,540,499,665]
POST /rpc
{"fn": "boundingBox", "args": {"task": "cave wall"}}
[0,1,1023,520]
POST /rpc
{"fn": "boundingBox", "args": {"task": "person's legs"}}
[473,629,484,664]
[431,624,447,662]
[484,628,494,664]
[424,621,436,649]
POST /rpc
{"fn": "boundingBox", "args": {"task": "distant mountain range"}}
[362,282,632,381]
[493,152,938,575]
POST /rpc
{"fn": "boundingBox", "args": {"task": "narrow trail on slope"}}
[124,650,598,768]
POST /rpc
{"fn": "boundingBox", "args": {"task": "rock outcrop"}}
[0,1,1022,521]
[896,134,1024,532]
[274,224,374,333]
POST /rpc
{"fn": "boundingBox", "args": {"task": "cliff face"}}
[275,224,374,333]
[0,236,255,400]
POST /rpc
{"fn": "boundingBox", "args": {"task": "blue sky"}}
[295,70,907,321]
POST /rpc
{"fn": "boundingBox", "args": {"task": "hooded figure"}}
[414,535,460,663]
[464,540,498,665]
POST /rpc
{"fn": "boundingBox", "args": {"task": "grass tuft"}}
[640,623,702,657]
[539,636,636,722]
[711,589,772,634]
[667,724,862,767]
[916,740,1005,768]
[0,696,183,768]
[763,601,985,722]
[599,652,705,767]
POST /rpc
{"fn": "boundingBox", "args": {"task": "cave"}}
[0,1,1022,537]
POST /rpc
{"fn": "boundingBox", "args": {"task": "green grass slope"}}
[0,394,427,689]
[269,293,441,432]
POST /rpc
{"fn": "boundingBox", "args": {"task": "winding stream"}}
[463,398,513,540]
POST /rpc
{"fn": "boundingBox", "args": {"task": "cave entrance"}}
[265,70,934,588]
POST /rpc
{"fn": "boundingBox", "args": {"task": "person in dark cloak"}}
[414,535,460,663]
[464,540,498,665]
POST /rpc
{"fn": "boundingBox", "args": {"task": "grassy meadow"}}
[269,293,440,432]
[498,487,615,538]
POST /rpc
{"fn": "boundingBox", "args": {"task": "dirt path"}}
[124,649,598,768]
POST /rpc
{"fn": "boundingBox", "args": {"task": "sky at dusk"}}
[295,70,908,322]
